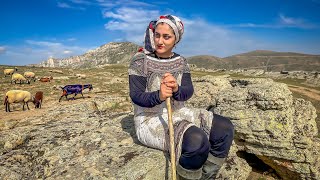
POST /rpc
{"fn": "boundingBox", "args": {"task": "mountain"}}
[38,43,320,71]
[187,50,320,71]
[38,42,140,68]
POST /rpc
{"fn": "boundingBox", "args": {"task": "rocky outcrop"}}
[0,97,166,179]
[0,77,319,179]
[38,42,139,68]
[188,76,319,179]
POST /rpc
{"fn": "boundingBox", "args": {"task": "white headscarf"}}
[143,15,184,53]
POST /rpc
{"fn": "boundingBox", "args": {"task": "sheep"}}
[59,84,93,102]
[24,71,36,82]
[11,73,30,84]
[39,76,53,82]
[76,74,86,79]
[4,67,18,77]
[4,90,34,112]
[34,91,43,108]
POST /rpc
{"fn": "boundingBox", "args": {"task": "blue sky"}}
[1,0,320,65]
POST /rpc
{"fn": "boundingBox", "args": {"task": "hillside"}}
[37,43,320,71]
[186,55,226,69]
[38,42,139,68]
[187,50,320,71]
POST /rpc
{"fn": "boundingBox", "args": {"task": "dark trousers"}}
[179,114,234,170]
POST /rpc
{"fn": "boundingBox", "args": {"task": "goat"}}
[59,84,93,102]
[4,90,34,112]
[39,76,53,82]
[34,91,43,108]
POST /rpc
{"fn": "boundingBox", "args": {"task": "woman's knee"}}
[212,114,234,137]
[182,126,210,154]
[180,126,210,169]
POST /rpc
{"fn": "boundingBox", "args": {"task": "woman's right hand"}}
[159,78,173,101]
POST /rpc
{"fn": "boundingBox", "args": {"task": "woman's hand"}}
[162,73,178,93]
[159,73,178,101]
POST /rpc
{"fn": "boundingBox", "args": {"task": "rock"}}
[188,76,319,179]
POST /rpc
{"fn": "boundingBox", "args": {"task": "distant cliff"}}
[38,42,139,68]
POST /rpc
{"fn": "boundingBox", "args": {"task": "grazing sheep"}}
[4,90,34,112]
[39,76,53,82]
[34,91,43,108]
[24,71,36,82]
[59,84,93,102]
[4,68,18,77]
[11,73,30,84]
[76,74,86,79]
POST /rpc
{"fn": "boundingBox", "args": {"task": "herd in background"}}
[3,67,93,112]
[3,67,53,84]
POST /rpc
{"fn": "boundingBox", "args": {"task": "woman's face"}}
[154,23,176,57]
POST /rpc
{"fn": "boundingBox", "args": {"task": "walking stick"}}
[166,97,177,180]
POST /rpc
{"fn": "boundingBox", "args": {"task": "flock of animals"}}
[3,67,93,112]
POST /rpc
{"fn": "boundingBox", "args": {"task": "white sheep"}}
[76,74,86,79]
[3,67,18,77]
[4,90,35,112]
[11,73,30,84]
[24,71,36,82]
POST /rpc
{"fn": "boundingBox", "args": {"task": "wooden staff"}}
[166,97,176,180]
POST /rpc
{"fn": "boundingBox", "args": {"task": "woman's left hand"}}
[162,72,178,93]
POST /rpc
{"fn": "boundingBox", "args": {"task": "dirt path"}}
[288,85,320,101]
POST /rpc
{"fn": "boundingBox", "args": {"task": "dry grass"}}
[1,65,318,128]
[0,65,130,116]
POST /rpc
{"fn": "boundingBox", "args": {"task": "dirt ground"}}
[288,85,320,101]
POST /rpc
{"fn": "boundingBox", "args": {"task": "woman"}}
[128,15,234,180]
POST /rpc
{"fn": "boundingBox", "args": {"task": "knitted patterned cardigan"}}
[128,52,213,163]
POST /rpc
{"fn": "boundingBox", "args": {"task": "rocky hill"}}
[37,42,320,71]
[38,42,139,68]
[187,50,320,71]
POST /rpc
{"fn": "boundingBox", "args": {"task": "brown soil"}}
[288,85,320,101]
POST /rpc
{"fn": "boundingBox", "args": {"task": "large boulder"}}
[188,76,319,179]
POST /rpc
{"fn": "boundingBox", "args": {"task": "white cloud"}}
[0,46,6,54]
[63,50,73,54]
[57,2,85,10]
[177,19,259,57]
[67,38,77,41]
[103,7,159,23]
[1,40,92,65]
[230,14,318,29]
[25,40,90,58]
[279,14,298,25]
[70,0,92,5]
[57,2,72,8]
[103,7,161,44]
[277,14,317,29]
[26,40,62,47]
[102,7,261,57]
[98,0,153,8]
